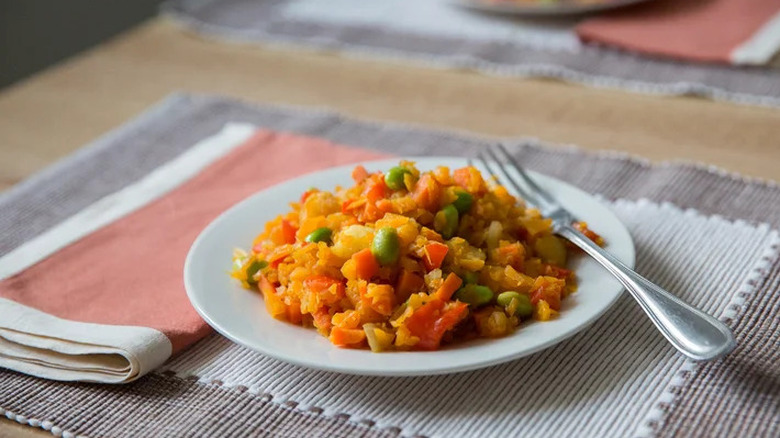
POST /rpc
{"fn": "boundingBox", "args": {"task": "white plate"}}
[184,157,634,376]
[452,0,652,16]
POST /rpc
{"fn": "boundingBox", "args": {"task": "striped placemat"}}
[1,94,778,438]
[161,0,780,108]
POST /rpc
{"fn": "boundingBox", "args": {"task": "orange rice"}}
[231,161,602,351]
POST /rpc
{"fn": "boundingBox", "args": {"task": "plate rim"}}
[184,157,635,376]
[451,0,653,16]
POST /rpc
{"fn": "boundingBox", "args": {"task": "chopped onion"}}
[486,221,503,249]
[364,324,386,352]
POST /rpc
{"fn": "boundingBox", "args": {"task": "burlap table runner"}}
[1,94,777,437]
[162,0,780,108]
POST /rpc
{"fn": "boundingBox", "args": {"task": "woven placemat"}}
[161,0,780,108]
[1,94,778,438]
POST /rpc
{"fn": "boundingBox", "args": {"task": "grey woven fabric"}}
[160,0,780,108]
[0,94,778,437]
[0,372,397,438]
[659,259,780,438]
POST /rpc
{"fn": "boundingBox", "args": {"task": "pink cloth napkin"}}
[576,0,780,65]
[0,126,387,383]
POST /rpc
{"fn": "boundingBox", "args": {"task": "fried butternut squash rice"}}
[231,161,602,351]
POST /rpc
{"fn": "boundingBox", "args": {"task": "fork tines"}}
[471,143,553,209]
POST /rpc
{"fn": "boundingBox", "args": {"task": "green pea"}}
[452,191,474,214]
[454,284,494,307]
[371,227,400,265]
[433,204,459,239]
[384,166,412,191]
[497,291,533,317]
[460,271,479,285]
[305,227,333,244]
[245,259,268,284]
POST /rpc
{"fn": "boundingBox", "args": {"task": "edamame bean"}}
[460,271,479,285]
[452,191,474,214]
[384,166,412,191]
[305,227,333,244]
[245,259,268,284]
[497,291,533,317]
[371,227,400,265]
[454,284,494,307]
[433,204,459,239]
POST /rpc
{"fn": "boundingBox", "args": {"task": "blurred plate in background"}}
[452,0,652,16]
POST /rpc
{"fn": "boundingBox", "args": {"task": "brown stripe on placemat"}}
[0,371,399,438]
[657,256,780,438]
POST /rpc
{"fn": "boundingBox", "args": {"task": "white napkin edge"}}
[0,298,171,383]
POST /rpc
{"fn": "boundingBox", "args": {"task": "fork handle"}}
[557,225,736,361]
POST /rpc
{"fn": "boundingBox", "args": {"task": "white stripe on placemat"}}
[0,123,256,280]
[160,199,776,438]
[731,11,780,65]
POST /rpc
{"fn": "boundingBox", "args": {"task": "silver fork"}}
[473,144,736,362]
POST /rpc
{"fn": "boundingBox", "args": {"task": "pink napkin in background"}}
[0,126,387,383]
[576,0,780,65]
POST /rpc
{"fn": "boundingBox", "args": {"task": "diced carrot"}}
[434,272,463,301]
[492,242,525,270]
[396,270,425,302]
[405,299,443,341]
[300,189,316,204]
[304,275,346,306]
[405,299,468,350]
[423,242,449,271]
[281,220,297,244]
[286,300,303,324]
[360,202,384,223]
[363,174,388,203]
[453,167,485,194]
[329,327,367,347]
[259,275,286,320]
[268,248,293,268]
[574,221,604,246]
[376,199,394,213]
[352,248,379,280]
[434,301,469,339]
[411,174,442,211]
[352,165,369,183]
[304,275,346,300]
[312,308,333,332]
[258,274,276,296]
[543,264,574,281]
[530,276,564,311]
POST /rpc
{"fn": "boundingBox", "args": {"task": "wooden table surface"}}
[1,16,779,437]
